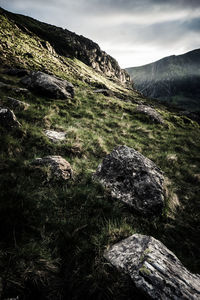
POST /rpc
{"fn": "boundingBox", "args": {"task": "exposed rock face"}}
[7,97,30,111]
[1,7,130,84]
[136,105,164,124]
[94,145,164,215]
[0,107,21,129]
[32,155,72,180]
[104,234,200,300]
[21,71,74,99]
[44,130,66,143]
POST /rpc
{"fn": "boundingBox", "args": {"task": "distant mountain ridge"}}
[126,49,200,111]
[0,7,130,84]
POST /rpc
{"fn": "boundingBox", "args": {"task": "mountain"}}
[0,7,200,300]
[126,49,200,111]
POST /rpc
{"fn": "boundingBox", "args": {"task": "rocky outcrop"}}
[94,145,164,216]
[1,7,130,84]
[104,234,200,300]
[7,97,30,111]
[0,107,21,129]
[21,71,74,99]
[136,105,164,124]
[32,155,73,181]
[44,130,66,143]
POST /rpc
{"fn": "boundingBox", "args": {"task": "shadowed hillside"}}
[126,49,200,111]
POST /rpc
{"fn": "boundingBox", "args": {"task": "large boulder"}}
[104,234,200,300]
[94,145,164,215]
[0,107,21,129]
[32,155,73,181]
[136,105,164,124]
[21,71,74,99]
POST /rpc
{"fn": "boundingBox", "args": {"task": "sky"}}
[1,0,200,68]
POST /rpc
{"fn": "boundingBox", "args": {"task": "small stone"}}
[94,145,164,216]
[32,155,73,181]
[44,130,66,143]
[7,97,30,111]
[104,234,200,300]
[93,89,112,97]
[136,105,164,124]
[0,107,21,129]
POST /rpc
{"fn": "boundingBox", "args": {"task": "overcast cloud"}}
[1,0,200,67]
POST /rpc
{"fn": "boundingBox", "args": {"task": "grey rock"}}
[136,105,164,124]
[21,71,74,99]
[104,234,200,300]
[44,130,66,143]
[32,155,73,181]
[0,107,21,129]
[94,145,164,215]
[93,89,112,97]
[7,97,30,111]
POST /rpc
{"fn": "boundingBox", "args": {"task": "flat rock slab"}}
[44,130,66,143]
[136,105,164,124]
[21,71,74,99]
[104,234,200,300]
[0,107,21,129]
[94,145,164,216]
[7,97,30,111]
[32,155,73,181]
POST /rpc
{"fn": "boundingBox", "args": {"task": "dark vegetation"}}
[0,7,200,300]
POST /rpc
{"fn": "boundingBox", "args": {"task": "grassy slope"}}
[0,12,200,300]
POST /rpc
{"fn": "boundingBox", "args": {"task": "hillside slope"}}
[126,49,200,111]
[0,7,130,84]
[0,8,200,300]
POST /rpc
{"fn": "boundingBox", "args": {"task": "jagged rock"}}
[7,97,30,111]
[21,71,74,99]
[136,105,164,124]
[32,155,73,181]
[94,145,164,215]
[44,130,66,143]
[104,234,200,300]
[0,107,21,129]
[93,89,112,97]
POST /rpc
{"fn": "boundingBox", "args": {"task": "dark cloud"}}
[1,0,200,67]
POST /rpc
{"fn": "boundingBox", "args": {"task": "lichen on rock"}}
[94,145,164,216]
